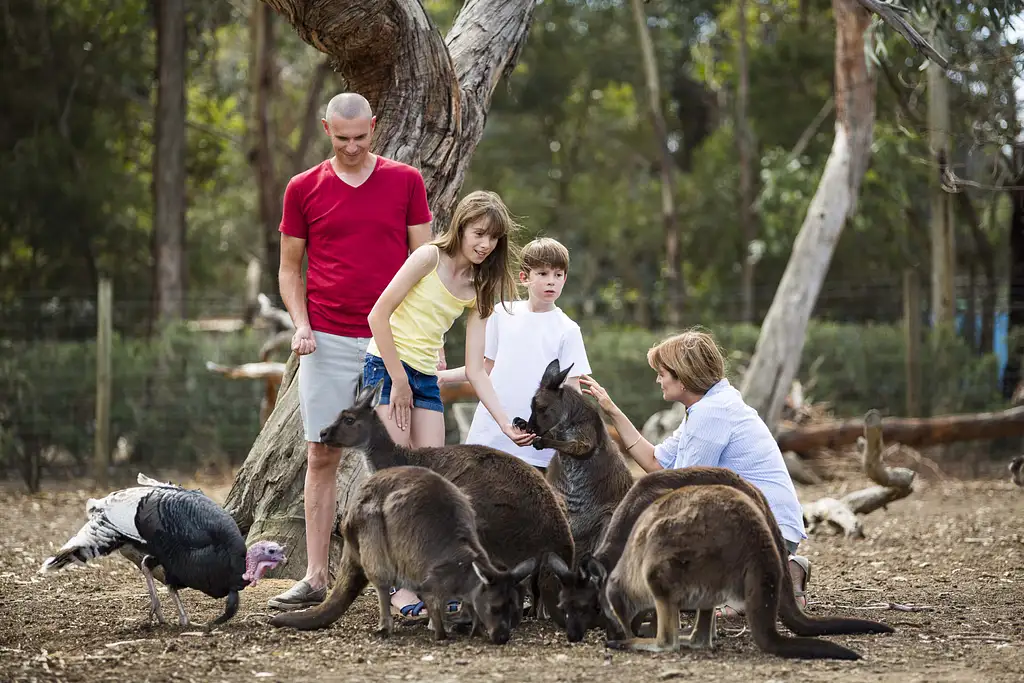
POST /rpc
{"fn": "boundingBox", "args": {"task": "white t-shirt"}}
[464,300,592,467]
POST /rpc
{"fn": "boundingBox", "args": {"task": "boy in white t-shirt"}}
[438,237,591,472]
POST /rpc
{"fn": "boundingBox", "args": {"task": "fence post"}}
[903,269,922,417]
[94,278,112,487]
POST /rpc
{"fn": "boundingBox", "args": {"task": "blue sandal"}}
[389,588,459,619]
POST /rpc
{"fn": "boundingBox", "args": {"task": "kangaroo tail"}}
[746,571,862,661]
[269,550,368,631]
[778,582,894,636]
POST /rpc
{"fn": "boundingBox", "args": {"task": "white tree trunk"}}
[740,0,876,431]
[927,24,955,326]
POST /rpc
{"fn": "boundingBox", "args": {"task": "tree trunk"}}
[955,189,995,353]
[927,25,956,328]
[249,3,283,301]
[151,0,187,326]
[630,0,682,325]
[775,405,1024,453]
[224,0,539,579]
[739,0,876,431]
[1006,156,1024,398]
[736,0,757,323]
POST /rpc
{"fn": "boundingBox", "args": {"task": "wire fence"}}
[1,277,1019,491]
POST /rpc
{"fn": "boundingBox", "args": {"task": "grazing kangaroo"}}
[317,379,574,624]
[552,467,894,642]
[601,484,868,660]
[270,465,536,643]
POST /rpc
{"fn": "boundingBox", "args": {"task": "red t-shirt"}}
[279,156,432,337]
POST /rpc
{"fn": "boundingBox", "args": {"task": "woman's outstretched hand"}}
[580,374,615,413]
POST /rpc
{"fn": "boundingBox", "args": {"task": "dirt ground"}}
[2,469,1023,683]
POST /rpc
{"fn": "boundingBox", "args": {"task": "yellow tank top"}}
[367,246,476,375]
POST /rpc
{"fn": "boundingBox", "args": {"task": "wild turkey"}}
[39,473,286,628]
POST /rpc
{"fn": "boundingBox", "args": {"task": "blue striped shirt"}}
[654,378,807,545]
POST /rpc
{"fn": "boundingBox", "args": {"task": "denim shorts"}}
[363,353,444,413]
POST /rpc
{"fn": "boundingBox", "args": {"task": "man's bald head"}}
[322,92,376,170]
[324,93,373,121]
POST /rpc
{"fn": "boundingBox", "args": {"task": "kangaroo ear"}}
[353,376,376,408]
[472,561,491,586]
[544,552,572,582]
[541,359,573,390]
[370,378,385,408]
[586,556,608,583]
[510,557,538,584]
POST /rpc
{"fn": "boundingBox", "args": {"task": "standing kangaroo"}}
[316,379,573,624]
[551,467,894,642]
[601,484,871,660]
[516,358,634,631]
[269,465,536,643]
[521,359,634,558]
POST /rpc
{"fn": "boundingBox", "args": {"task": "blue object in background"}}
[954,311,1009,381]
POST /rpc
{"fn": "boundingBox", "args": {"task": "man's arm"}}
[279,234,315,355]
[408,223,432,252]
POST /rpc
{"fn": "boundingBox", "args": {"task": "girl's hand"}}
[579,374,615,413]
[388,377,413,431]
[502,422,535,447]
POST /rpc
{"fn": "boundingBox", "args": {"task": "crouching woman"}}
[579,328,811,616]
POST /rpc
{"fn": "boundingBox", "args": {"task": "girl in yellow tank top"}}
[366,190,538,619]
[365,189,536,450]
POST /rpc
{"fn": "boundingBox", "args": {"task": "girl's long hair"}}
[432,190,520,318]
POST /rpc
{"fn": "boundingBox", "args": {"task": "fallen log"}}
[803,409,916,538]
[776,405,1024,453]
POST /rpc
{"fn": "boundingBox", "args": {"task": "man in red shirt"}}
[267,92,433,612]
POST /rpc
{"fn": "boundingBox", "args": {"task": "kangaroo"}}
[520,358,634,560]
[551,467,893,642]
[317,379,574,625]
[515,358,635,630]
[600,484,869,660]
[269,465,536,643]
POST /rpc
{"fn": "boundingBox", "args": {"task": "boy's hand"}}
[502,423,535,447]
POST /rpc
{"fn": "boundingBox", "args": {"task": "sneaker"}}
[267,580,327,611]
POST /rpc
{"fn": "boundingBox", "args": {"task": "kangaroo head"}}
[468,557,537,645]
[319,378,384,448]
[545,552,606,642]
[524,359,577,433]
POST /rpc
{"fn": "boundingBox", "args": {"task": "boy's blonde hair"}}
[432,190,521,318]
[646,328,725,394]
[520,237,570,274]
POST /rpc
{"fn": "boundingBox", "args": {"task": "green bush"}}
[577,321,1003,426]
[1,318,1005,487]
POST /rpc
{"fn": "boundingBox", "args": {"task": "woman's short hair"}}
[646,327,726,394]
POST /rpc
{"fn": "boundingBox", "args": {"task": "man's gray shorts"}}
[297,331,370,443]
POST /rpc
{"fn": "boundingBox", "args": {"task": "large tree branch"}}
[855,0,948,68]
[261,0,537,231]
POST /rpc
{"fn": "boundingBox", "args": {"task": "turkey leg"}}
[168,586,190,627]
[139,556,166,625]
